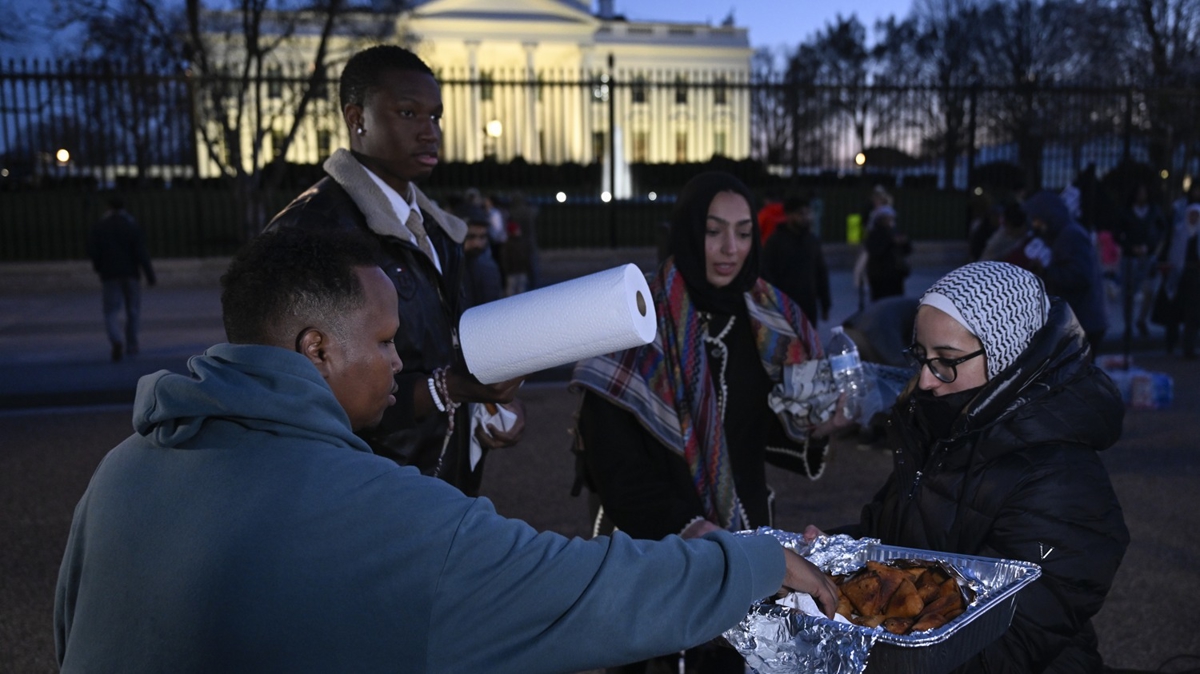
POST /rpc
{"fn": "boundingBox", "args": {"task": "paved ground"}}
[2,250,1197,672]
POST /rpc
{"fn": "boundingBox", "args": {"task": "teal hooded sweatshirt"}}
[55,343,785,673]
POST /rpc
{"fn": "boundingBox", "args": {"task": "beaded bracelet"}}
[429,367,464,479]
[432,367,461,434]
[427,377,446,413]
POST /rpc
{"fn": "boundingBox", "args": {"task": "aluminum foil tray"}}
[725,529,1042,674]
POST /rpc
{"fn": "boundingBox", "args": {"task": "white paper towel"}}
[459,264,657,384]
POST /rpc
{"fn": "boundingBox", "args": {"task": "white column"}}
[523,42,541,162]
[465,40,481,162]
[736,69,750,159]
[578,44,594,165]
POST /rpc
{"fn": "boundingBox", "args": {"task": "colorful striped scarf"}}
[572,258,822,530]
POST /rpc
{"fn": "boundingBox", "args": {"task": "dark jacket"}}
[465,247,503,306]
[865,223,911,300]
[856,299,1128,674]
[1115,202,1168,256]
[501,198,538,276]
[1024,191,1108,336]
[87,210,155,283]
[266,154,485,496]
[761,224,831,325]
[575,293,827,540]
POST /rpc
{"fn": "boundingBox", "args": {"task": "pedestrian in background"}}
[87,194,155,362]
[980,199,1028,263]
[1115,183,1168,338]
[455,202,503,306]
[1023,190,1108,358]
[1159,203,1200,358]
[756,189,785,245]
[484,193,508,286]
[864,205,911,302]
[854,185,899,307]
[502,193,537,296]
[761,196,831,327]
[966,192,997,261]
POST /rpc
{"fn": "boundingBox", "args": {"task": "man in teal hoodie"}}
[55,226,836,673]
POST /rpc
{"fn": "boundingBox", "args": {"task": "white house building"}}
[404,0,753,167]
[199,0,753,182]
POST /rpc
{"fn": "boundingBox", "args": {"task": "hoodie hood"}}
[1024,190,1072,241]
[133,343,372,454]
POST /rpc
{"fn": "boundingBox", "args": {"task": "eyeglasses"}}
[903,345,985,384]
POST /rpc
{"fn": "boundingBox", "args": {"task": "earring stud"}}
[356,127,364,135]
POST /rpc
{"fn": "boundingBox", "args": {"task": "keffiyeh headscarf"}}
[919,261,1050,379]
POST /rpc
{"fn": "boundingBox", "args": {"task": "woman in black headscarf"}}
[571,172,841,674]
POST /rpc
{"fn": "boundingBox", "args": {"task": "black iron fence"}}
[3,59,1199,261]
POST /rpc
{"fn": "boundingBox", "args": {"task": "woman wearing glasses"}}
[808,261,1129,674]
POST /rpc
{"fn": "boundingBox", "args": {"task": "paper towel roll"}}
[459,264,657,384]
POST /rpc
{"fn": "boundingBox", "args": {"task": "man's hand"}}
[445,366,523,404]
[781,549,838,618]
[474,399,526,449]
[802,525,826,543]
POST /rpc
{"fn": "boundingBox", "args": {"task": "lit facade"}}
[406,0,753,165]
[198,0,752,178]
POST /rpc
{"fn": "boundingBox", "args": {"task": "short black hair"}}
[339,45,435,110]
[220,227,382,345]
[106,193,125,210]
[783,196,810,214]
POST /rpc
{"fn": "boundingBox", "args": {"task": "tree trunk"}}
[234,173,267,242]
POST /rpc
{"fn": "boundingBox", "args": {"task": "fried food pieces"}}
[828,561,971,635]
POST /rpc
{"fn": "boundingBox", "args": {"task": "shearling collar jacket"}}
[266,151,485,496]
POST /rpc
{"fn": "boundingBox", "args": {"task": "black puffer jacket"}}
[267,162,485,496]
[859,299,1129,674]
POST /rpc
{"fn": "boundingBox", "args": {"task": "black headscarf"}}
[669,171,761,316]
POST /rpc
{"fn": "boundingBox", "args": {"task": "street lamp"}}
[483,120,502,160]
[854,152,866,167]
[56,148,71,165]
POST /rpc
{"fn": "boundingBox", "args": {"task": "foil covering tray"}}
[725,529,1042,674]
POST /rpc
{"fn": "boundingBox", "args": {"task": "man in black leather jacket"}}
[267,45,523,496]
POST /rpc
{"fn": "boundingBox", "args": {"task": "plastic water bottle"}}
[827,326,867,421]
